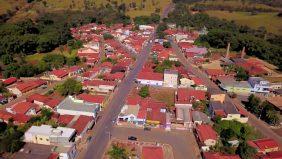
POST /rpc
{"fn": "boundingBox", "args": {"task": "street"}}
[112,127,201,159]
[169,38,282,146]
[80,34,155,159]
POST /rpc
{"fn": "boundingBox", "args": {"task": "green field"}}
[206,10,282,35]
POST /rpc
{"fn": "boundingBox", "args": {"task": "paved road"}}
[112,127,201,159]
[81,34,155,159]
[169,38,282,146]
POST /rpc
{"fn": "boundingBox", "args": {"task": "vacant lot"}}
[149,87,175,108]
[205,10,282,35]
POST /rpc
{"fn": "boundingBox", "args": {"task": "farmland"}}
[205,10,282,35]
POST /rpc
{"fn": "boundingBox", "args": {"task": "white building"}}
[24,125,76,146]
[136,72,163,87]
[248,77,270,93]
[163,69,178,88]
[56,96,101,117]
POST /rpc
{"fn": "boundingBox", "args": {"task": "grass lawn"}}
[205,10,282,35]
[25,49,77,64]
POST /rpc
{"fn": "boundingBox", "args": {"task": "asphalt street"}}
[82,33,155,159]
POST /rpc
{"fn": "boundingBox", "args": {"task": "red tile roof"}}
[137,71,163,81]
[77,93,105,104]
[248,138,279,152]
[196,124,218,142]
[178,42,193,49]
[140,99,166,125]
[3,77,17,85]
[176,88,206,104]
[190,77,204,85]
[0,110,13,121]
[103,72,125,81]
[58,115,74,125]
[262,151,282,159]
[16,80,47,93]
[50,70,68,78]
[45,99,61,109]
[71,115,93,135]
[205,69,225,77]
[11,102,40,114]
[83,80,116,87]
[27,93,50,103]
[142,146,164,159]
[203,152,240,159]
[12,113,30,124]
[126,96,141,105]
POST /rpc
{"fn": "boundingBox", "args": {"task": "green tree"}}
[246,94,261,116]
[57,78,82,96]
[236,142,257,159]
[138,86,150,98]
[1,54,14,65]
[108,144,129,159]
[66,56,80,66]
[163,41,171,48]
[103,33,114,40]
[236,67,249,81]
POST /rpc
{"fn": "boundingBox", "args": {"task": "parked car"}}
[128,136,137,141]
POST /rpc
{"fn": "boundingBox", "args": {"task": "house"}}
[209,100,248,123]
[3,77,17,85]
[49,70,68,81]
[205,69,226,79]
[175,88,206,108]
[71,115,94,138]
[57,115,75,126]
[185,46,207,58]
[139,99,167,128]
[118,96,145,126]
[0,110,30,124]
[83,80,116,93]
[217,76,252,95]
[136,71,163,87]
[56,96,101,117]
[7,101,40,116]
[191,77,208,91]
[248,77,270,93]
[248,138,279,154]
[203,152,240,159]
[179,75,195,88]
[261,151,282,159]
[163,69,178,88]
[142,146,164,159]
[8,80,47,97]
[27,93,61,109]
[24,125,76,146]
[196,124,218,151]
[77,93,105,107]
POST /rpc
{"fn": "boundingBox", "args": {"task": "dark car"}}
[144,127,151,131]
[128,136,137,141]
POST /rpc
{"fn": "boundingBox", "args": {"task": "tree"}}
[138,86,150,98]
[108,144,129,159]
[1,54,14,65]
[66,56,80,66]
[103,33,114,40]
[236,67,249,81]
[57,78,82,96]
[245,94,261,116]
[236,142,257,159]
[163,41,171,48]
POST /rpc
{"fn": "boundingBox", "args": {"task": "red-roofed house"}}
[175,88,206,107]
[262,151,282,159]
[205,69,226,79]
[8,102,40,116]
[3,77,17,85]
[103,72,125,82]
[142,146,164,159]
[141,99,167,127]
[71,115,94,137]
[196,124,218,150]
[27,93,60,109]
[136,71,163,86]
[77,93,105,106]
[203,152,240,159]
[248,138,279,153]
[0,110,30,124]
[49,69,68,81]
[8,80,47,97]
[57,115,75,126]
[190,77,207,91]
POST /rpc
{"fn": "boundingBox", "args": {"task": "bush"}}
[139,86,150,98]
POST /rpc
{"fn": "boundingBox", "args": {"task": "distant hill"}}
[0,0,171,23]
